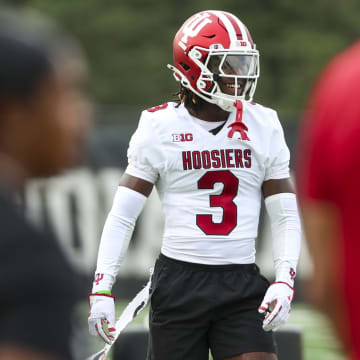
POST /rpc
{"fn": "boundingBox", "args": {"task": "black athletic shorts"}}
[147,253,276,360]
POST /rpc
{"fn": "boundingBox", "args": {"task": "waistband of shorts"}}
[158,253,258,272]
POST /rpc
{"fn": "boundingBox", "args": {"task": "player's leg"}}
[225,352,277,360]
[209,264,277,360]
[147,311,209,360]
[147,254,212,360]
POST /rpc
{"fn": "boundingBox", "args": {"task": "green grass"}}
[85,302,346,359]
[285,304,345,360]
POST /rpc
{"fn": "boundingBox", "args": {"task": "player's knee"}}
[225,352,277,360]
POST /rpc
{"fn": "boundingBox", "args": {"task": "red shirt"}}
[297,41,360,359]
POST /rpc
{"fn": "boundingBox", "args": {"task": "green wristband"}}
[97,290,112,296]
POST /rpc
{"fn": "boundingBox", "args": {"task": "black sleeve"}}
[0,199,82,359]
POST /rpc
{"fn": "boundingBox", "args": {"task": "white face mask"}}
[195,47,259,111]
[168,46,260,112]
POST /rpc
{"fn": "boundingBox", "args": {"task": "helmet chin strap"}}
[227,100,250,141]
[213,98,235,112]
[211,75,251,112]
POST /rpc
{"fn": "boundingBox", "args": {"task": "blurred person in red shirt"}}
[297,41,360,359]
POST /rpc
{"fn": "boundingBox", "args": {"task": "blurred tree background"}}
[2,0,359,122]
[1,3,355,358]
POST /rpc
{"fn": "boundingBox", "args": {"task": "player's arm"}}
[93,173,153,291]
[262,177,294,197]
[88,108,163,343]
[262,177,299,284]
[300,201,349,347]
[258,177,301,331]
[118,173,154,196]
[0,346,62,360]
[88,174,153,343]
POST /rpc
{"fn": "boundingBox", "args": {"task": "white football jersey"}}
[125,102,290,265]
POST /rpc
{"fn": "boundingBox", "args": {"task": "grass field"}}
[86,302,346,360]
[286,304,345,360]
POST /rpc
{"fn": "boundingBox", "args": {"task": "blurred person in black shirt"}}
[0,8,91,360]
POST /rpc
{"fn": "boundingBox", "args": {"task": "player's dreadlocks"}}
[175,85,208,113]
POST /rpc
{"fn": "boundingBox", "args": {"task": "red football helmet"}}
[168,10,260,111]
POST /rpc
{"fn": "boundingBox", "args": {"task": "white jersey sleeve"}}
[125,110,165,183]
[264,111,290,181]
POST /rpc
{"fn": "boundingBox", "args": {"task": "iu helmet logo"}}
[178,12,212,51]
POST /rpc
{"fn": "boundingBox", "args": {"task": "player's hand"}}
[258,281,295,331]
[88,293,116,344]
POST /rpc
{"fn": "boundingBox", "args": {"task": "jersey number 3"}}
[196,170,238,235]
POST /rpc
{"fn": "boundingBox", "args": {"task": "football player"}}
[88,10,301,360]
[297,42,360,359]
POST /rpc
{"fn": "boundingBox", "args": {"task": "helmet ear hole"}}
[181,79,190,87]
[180,62,190,71]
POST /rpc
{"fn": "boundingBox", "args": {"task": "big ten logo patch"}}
[178,12,212,51]
[172,133,193,142]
